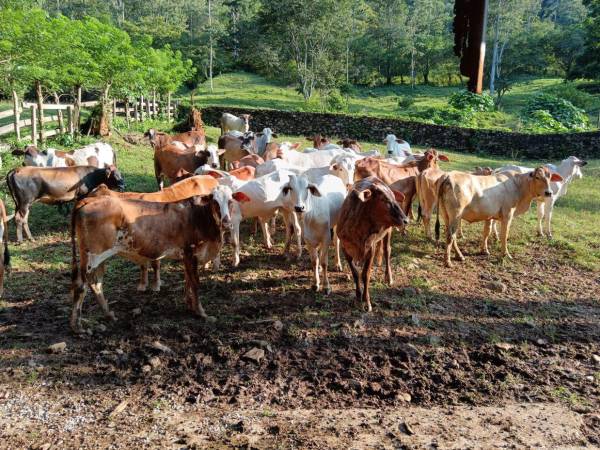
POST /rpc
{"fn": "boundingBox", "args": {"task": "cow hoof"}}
[457,255,465,262]
[547,234,553,240]
[481,249,490,256]
[325,287,332,295]
[312,284,320,292]
[445,261,453,268]
[136,284,147,292]
[335,264,343,272]
[205,315,217,324]
[108,311,117,322]
[151,284,161,292]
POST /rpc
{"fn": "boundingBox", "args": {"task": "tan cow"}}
[435,167,563,267]
[145,129,207,151]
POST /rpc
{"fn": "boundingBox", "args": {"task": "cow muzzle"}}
[294,206,305,213]
[544,191,552,197]
[221,218,233,230]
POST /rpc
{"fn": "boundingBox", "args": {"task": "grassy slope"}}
[187,72,599,131]
[1,121,599,273]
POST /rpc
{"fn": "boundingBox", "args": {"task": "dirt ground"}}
[1,218,599,448]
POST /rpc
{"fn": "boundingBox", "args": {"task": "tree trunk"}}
[410,49,416,89]
[125,97,130,126]
[74,84,82,132]
[489,5,502,95]
[53,92,64,133]
[35,81,45,144]
[208,0,214,93]
[12,90,21,141]
[167,92,172,121]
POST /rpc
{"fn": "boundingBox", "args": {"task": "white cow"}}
[383,134,412,157]
[220,112,251,135]
[16,142,115,168]
[254,128,278,156]
[208,169,302,266]
[494,156,587,238]
[280,173,347,294]
[277,146,348,170]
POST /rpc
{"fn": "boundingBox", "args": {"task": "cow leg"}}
[361,250,376,312]
[137,263,149,291]
[231,218,241,267]
[14,210,24,243]
[457,220,464,239]
[151,260,162,291]
[423,208,432,240]
[333,228,343,272]
[71,257,89,334]
[320,243,331,295]
[183,251,215,322]
[308,243,320,292]
[545,198,554,239]
[443,207,456,267]
[536,200,545,237]
[500,211,515,259]
[452,224,465,262]
[23,209,34,241]
[87,263,116,323]
[282,210,302,260]
[481,220,492,255]
[343,249,362,304]
[383,231,393,286]
[259,217,273,249]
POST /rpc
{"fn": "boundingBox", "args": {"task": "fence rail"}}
[0,96,179,145]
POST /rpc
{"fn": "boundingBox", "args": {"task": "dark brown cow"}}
[70,186,238,333]
[337,177,408,312]
[6,165,124,242]
[145,128,207,151]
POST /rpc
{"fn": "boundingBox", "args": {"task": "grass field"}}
[0,123,598,447]
[187,72,600,131]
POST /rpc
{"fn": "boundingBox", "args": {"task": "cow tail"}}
[435,176,449,242]
[153,156,162,189]
[1,202,9,270]
[6,170,19,239]
[417,204,422,223]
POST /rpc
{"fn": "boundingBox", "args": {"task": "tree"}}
[576,0,600,79]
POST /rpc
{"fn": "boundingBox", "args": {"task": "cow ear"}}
[337,140,343,145]
[272,133,278,138]
[305,137,312,141]
[232,191,251,203]
[427,153,434,161]
[308,184,322,197]
[550,172,563,182]
[356,189,372,202]
[438,154,450,162]
[291,143,301,150]
[217,148,227,156]
[207,171,222,179]
[392,190,405,203]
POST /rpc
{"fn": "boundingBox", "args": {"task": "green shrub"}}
[53,133,75,147]
[449,90,495,112]
[544,83,596,110]
[396,95,415,109]
[411,106,474,127]
[521,94,589,131]
[324,90,346,112]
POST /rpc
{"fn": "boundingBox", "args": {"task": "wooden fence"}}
[0,97,179,145]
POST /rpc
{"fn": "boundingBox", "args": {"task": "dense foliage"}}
[521,94,590,132]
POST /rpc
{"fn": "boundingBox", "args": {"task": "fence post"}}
[167,92,172,122]
[31,105,38,146]
[140,95,145,122]
[67,106,74,136]
[12,91,21,141]
[146,96,151,118]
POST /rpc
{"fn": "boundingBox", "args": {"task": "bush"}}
[324,90,346,112]
[544,83,596,110]
[396,95,415,109]
[521,94,589,131]
[449,90,495,112]
[410,106,474,127]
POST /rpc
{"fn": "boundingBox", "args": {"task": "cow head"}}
[306,134,329,150]
[241,114,251,132]
[104,164,125,192]
[12,145,47,167]
[473,166,493,176]
[529,167,562,198]
[425,148,450,163]
[329,155,358,188]
[353,178,409,228]
[281,174,321,214]
[564,156,587,180]
[198,144,226,169]
[202,185,250,231]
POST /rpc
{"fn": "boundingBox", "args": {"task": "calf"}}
[145,129,207,151]
[220,112,251,135]
[383,134,411,157]
[494,156,587,238]
[154,143,223,189]
[435,167,563,267]
[88,175,220,291]
[337,177,408,311]
[6,165,124,242]
[70,186,237,333]
[280,174,347,294]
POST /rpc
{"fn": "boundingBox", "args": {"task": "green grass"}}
[186,72,600,131]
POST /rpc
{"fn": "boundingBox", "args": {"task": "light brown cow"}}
[70,186,239,333]
[230,154,265,169]
[88,175,220,291]
[154,143,223,189]
[145,129,207,151]
[355,150,446,219]
[337,177,408,312]
[435,167,563,267]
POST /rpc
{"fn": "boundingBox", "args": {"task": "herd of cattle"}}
[0,111,588,333]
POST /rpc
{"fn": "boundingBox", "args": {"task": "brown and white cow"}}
[6,165,124,242]
[70,185,239,333]
[435,167,563,267]
[306,134,331,150]
[145,129,207,151]
[88,175,220,291]
[337,176,408,312]
[337,138,361,152]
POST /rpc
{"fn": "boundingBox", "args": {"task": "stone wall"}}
[200,106,600,160]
